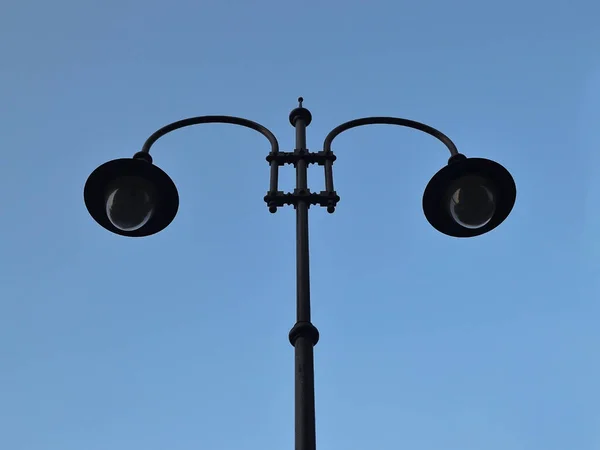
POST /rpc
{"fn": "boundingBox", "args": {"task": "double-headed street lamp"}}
[84,98,516,450]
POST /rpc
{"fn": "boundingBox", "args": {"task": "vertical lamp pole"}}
[83,97,517,450]
[290,98,318,450]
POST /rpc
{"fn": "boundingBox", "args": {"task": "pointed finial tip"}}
[298,97,304,107]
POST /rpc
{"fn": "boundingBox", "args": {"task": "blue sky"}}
[1,1,600,449]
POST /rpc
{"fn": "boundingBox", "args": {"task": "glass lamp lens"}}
[449,175,496,229]
[105,176,155,231]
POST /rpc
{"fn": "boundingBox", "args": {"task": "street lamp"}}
[84,98,516,450]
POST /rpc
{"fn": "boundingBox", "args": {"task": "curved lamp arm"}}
[139,115,281,192]
[322,117,459,192]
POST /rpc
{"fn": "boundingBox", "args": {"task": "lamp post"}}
[84,98,516,450]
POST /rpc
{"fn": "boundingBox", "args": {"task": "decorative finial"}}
[289,97,312,126]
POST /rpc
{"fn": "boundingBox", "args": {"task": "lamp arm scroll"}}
[139,116,280,193]
[321,117,459,192]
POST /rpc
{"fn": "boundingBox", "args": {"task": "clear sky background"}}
[2,1,600,449]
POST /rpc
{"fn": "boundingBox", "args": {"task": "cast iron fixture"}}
[83,98,516,450]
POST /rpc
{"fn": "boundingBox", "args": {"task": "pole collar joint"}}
[266,150,336,167]
[264,190,340,212]
[289,321,320,346]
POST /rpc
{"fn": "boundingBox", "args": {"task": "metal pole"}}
[289,98,319,450]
